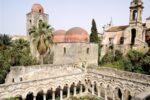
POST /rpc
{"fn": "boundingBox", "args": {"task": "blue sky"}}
[0,0,150,35]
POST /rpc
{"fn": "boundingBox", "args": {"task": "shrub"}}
[101,51,114,64]
[114,50,123,61]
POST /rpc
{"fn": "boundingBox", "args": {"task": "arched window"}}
[133,10,137,20]
[131,29,136,45]
[87,48,89,54]
[64,47,66,54]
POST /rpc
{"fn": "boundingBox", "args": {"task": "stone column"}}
[112,91,115,100]
[85,83,88,93]
[33,96,36,100]
[52,91,55,100]
[43,93,46,100]
[73,86,76,96]
[67,87,70,98]
[92,84,94,95]
[122,92,124,100]
[105,88,108,100]
[80,85,83,95]
[60,89,63,100]
[97,86,100,97]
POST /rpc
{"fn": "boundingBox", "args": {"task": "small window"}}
[120,37,124,44]
[87,48,89,54]
[64,47,66,54]
[29,20,32,23]
[12,78,14,83]
[20,77,23,81]
[39,9,42,13]
[109,38,113,45]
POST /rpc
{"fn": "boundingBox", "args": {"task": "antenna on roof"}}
[109,17,113,26]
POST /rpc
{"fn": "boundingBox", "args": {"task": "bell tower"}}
[129,0,144,26]
[26,3,49,59]
[26,3,49,39]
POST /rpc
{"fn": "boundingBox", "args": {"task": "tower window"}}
[87,48,89,54]
[133,10,137,20]
[64,47,66,54]
[29,20,32,23]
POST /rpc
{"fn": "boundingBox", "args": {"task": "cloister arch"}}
[116,87,122,100]
[46,89,53,100]
[24,87,36,98]
[26,92,34,100]
[36,90,44,100]
[123,89,132,100]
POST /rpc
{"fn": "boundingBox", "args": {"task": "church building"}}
[101,0,150,58]
[26,3,98,65]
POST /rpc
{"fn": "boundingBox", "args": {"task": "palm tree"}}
[29,22,53,65]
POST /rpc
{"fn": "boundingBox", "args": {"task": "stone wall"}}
[52,43,98,65]
[87,67,150,84]
[5,63,84,84]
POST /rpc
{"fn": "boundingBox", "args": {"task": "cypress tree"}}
[90,19,99,43]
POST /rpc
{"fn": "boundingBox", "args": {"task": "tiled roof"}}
[146,16,150,20]
[106,25,128,32]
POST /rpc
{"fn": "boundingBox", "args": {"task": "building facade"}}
[101,0,150,58]
[26,4,98,66]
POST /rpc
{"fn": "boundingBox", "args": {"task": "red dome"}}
[53,30,66,43]
[65,27,89,43]
[31,3,44,13]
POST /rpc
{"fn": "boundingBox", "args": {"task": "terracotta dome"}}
[53,30,66,43]
[31,3,44,13]
[65,27,89,43]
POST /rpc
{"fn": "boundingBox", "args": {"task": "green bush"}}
[101,51,114,64]
[100,49,150,75]
[0,35,38,84]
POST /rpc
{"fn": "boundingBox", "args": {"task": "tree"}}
[90,19,99,43]
[29,22,53,65]
[0,34,11,50]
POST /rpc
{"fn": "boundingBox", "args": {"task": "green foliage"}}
[29,22,53,64]
[0,34,37,84]
[125,50,144,73]
[101,51,114,64]
[90,19,99,43]
[100,49,150,75]
[141,55,150,74]
[114,50,123,61]
[0,34,11,50]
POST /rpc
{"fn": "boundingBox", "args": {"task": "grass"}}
[100,60,124,70]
